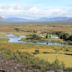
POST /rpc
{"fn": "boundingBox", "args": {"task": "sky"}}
[0,0,72,18]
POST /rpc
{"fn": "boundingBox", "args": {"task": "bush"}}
[0,47,71,72]
[48,59,65,70]
[26,34,42,41]
[33,49,40,54]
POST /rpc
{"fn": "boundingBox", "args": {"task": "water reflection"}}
[32,42,66,46]
[8,37,67,46]
[0,33,69,46]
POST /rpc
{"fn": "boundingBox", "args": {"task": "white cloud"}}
[28,7,40,14]
[0,5,72,18]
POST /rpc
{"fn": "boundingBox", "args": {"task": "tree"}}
[27,34,42,40]
[68,35,72,41]
[45,33,48,39]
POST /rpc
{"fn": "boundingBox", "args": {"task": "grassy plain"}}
[0,22,72,69]
[0,22,72,33]
[0,42,72,68]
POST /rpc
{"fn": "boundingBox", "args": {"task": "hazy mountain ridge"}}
[0,16,72,22]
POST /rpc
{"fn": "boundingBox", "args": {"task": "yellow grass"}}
[0,23,72,33]
[35,54,72,68]
[0,43,72,68]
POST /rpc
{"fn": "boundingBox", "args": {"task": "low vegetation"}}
[0,23,72,72]
[0,47,72,72]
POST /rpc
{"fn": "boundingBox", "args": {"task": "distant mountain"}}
[0,16,4,19]
[38,17,72,22]
[0,16,31,22]
[0,16,72,22]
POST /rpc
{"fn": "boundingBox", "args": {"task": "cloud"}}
[0,5,72,18]
[28,7,40,14]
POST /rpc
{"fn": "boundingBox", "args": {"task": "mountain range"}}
[0,16,72,22]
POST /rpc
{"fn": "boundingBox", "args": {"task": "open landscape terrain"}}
[0,0,72,72]
[0,22,72,72]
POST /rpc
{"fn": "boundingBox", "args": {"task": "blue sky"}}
[0,0,72,8]
[0,0,72,18]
